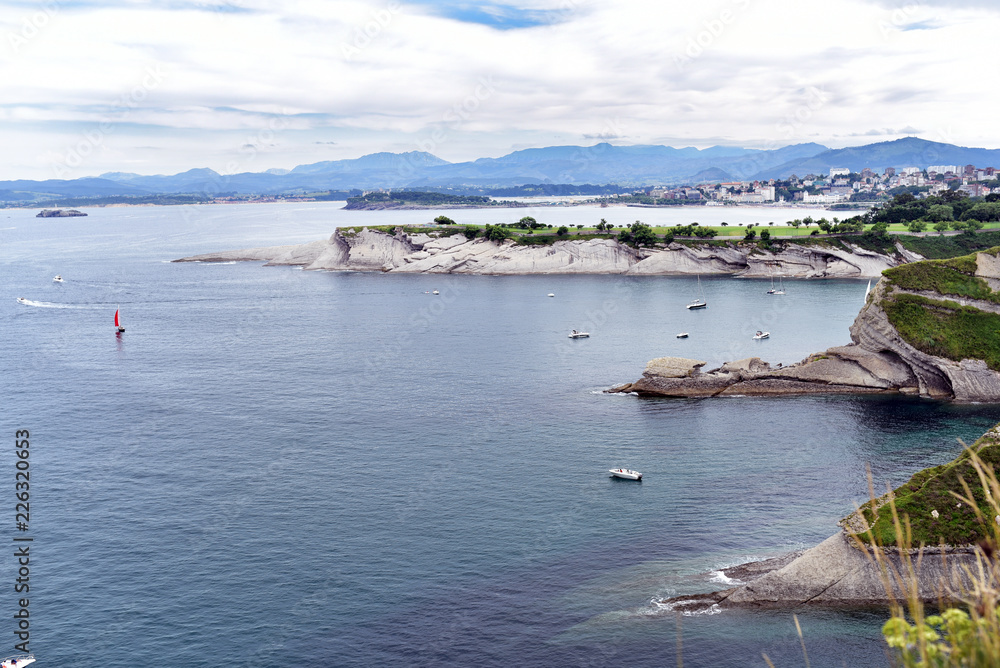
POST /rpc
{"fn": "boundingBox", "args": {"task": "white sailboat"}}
[773,275,785,295]
[686,275,707,309]
[865,279,872,300]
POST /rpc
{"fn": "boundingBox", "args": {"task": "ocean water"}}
[3,203,999,667]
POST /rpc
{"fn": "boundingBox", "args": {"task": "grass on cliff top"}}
[882,293,1000,371]
[896,231,1000,260]
[883,247,1000,304]
[849,426,1000,547]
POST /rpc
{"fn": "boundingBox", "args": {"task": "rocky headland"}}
[174,226,905,278]
[610,247,1000,402]
[661,423,1000,611]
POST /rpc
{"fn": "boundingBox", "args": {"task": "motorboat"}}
[53,275,63,282]
[547,293,555,297]
[753,331,769,340]
[676,332,689,338]
[432,290,439,295]
[609,468,642,480]
[568,330,590,339]
[16,297,27,304]
[1,655,35,668]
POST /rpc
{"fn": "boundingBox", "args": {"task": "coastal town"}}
[638,164,1000,206]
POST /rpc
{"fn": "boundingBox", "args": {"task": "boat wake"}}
[16,299,81,309]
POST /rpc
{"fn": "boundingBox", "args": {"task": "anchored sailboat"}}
[115,307,125,333]
[686,275,707,310]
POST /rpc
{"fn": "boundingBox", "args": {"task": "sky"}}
[1,0,998,181]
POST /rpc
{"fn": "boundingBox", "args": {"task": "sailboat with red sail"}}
[115,306,125,333]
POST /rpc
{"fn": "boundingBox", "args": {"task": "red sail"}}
[114,309,120,327]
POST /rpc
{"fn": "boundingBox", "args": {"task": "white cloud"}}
[1,0,999,179]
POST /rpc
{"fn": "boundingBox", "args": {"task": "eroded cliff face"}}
[174,227,903,277]
[612,250,1000,402]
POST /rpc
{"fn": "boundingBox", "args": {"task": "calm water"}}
[3,203,999,667]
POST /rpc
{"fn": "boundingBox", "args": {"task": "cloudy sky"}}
[1,0,997,180]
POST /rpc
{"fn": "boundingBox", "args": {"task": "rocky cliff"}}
[173,227,903,278]
[661,423,1000,611]
[611,247,1000,402]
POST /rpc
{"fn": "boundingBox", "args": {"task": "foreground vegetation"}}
[845,427,1000,666]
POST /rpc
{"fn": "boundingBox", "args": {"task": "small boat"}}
[568,330,590,339]
[773,275,785,295]
[686,275,707,309]
[676,332,689,338]
[753,330,769,340]
[767,273,776,294]
[53,275,63,282]
[547,293,555,297]
[609,468,642,481]
[1,655,35,668]
[432,290,439,295]
[865,279,872,300]
[115,307,125,333]
[16,297,27,304]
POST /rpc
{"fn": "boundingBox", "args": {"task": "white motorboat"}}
[1,655,35,668]
[609,468,642,480]
[568,330,590,339]
[676,332,689,338]
[753,330,769,340]
[16,297,27,304]
[432,290,439,295]
[547,293,555,297]
[53,275,64,282]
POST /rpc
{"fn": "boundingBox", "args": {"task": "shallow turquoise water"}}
[2,203,998,667]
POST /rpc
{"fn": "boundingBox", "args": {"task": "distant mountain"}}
[4,138,999,204]
[753,138,1000,179]
[688,167,735,183]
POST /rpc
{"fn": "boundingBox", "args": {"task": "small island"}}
[36,208,87,217]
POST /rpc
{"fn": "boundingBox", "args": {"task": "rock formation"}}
[174,226,903,278]
[610,248,1000,402]
[661,422,1000,611]
[36,209,87,217]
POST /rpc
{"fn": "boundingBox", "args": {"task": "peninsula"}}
[661,422,1000,611]
[609,247,1000,402]
[174,225,905,278]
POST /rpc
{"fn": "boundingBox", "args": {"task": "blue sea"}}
[4,202,999,667]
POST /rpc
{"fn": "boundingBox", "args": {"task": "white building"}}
[901,167,920,176]
[928,165,959,175]
[829,167,850,178]
[802,193,848,204]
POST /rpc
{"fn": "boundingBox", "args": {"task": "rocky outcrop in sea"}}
[174,226,903,278]
[36,208,87,217]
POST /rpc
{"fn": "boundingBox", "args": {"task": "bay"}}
[3,203,997,667]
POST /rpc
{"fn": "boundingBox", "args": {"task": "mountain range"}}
[4,137,1000,203]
